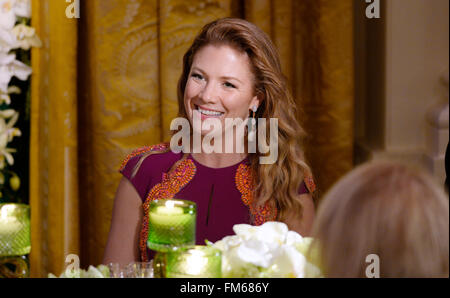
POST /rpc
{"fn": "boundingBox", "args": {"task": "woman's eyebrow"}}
[191,66,205,74]
[220,76,243,84]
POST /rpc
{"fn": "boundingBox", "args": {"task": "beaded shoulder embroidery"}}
[139,157,196,262]
[235,164,277,225]
[235,164,317,226]
[119,143,170,172]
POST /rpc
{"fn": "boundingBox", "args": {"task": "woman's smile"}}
[194,104,225,121]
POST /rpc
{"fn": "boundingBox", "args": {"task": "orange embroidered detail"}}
[235,164,316,226]
[304,173,316,193]
[235,164,277,226]
[139,158,196,262]
[119,143,169,172]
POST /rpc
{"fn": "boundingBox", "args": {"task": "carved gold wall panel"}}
[78,0,161,267]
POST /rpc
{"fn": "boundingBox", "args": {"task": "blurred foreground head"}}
[312,160,449,278]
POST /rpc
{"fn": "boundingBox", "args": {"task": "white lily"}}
[12,23,41,50]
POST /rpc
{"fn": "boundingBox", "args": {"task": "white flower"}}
[0,52,31,93]
[0,146,15,169]
[0,27,18,53]
[0,109,21,169]
[0,0,31,30]
[213,221,323,278]
[12,0,31,18]
[0,85,20,105]
[233,221,289,244]
[12,23,41,50]
[0,0,16,30]
[49,265,110,278]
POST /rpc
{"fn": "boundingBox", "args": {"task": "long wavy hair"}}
[134,18,313,225]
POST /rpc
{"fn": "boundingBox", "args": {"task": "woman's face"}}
[184,44,259,136]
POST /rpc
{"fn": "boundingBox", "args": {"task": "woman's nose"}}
[199,82,217,102]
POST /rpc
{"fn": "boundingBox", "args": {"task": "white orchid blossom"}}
[0,85,20,105]
[12,23,41,50]
[0,0,17,30]
[0,0,35,52]
[213,221,323,278]
[11,0,31,18]
[0,0,31,30]
[0,109,21,169]
[0,27,18,53]
[0,52,32,93]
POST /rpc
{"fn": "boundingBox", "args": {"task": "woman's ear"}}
[250,93,262,111]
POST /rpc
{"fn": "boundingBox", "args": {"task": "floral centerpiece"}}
[211,221,323,278]
[49,222,323,278]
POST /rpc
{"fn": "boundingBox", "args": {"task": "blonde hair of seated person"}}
[311,160,449,278]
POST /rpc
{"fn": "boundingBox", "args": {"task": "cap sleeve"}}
[119,154,150,202]
[118,143,170,202]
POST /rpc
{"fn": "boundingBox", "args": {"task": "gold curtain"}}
[30,0,354,277]
[30,0,80,277]
[246,0,355,198]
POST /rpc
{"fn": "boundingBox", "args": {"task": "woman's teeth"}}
[197,107,223,116]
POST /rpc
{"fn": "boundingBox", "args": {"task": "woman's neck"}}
[188,129,249,168]
[191,152,248,168]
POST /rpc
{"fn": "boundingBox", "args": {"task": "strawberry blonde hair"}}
[134,18,313,226]
[311,160,449,277]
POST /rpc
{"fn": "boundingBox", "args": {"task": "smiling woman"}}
[103,18,316,265]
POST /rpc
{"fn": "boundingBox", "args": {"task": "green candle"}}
[147,199,196,251]
[165,245,222,278]
[0,204,31,257]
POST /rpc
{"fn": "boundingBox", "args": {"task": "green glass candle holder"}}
[0,255,29,278]
[147,199,196,252]
[0,204,31,257]
[165,245,222,278]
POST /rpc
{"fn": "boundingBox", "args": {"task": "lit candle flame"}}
[183,250,208,276]
[1,204,16,221]
[165,200,175,209]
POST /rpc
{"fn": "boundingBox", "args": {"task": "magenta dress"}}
[119,143,314,261]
